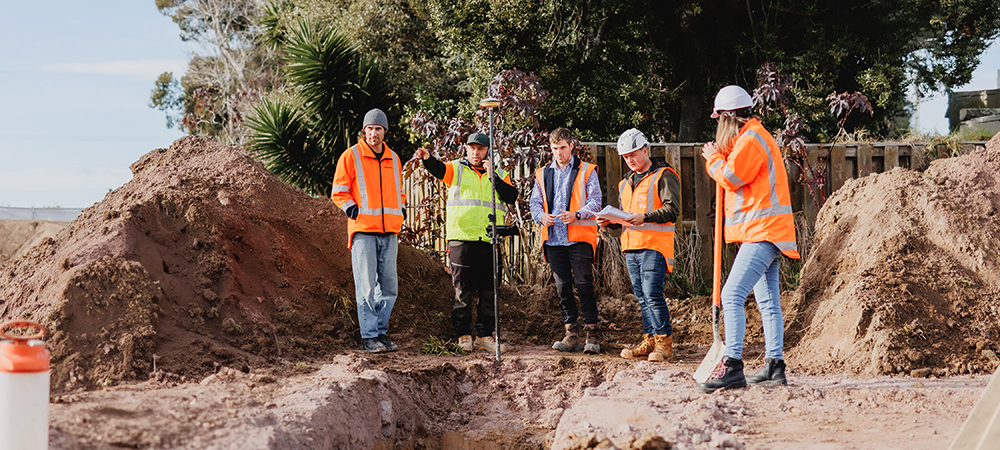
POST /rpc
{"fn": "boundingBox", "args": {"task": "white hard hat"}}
[617,128,649,155]
[711,85,754,118]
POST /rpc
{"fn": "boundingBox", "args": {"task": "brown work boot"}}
[620,334,654,359]
[476,334,507,353]
[457,335,474,352]
[552,323,581,352]
[583,324,601,354]
[647,334,673,362]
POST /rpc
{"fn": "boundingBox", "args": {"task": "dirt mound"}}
[0,136,454,393]
[786,133,1000,376]
[0,220,65,264]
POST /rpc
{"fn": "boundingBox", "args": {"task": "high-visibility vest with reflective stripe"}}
[330,142,405,248]
[535,160,599,252]
[705,118,799,259]
[619,166,678,271]
[443,161,510,242]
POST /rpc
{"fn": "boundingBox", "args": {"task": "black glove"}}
[346,204,359,219]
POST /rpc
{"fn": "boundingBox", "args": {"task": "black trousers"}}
[544,242,598,325]
[449,240,502,337]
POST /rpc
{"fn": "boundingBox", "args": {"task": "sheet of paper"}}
[589,205,631,226]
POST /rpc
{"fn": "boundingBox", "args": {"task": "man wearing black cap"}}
[414,132,518,353]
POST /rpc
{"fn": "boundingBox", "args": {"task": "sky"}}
[0,2,998,209]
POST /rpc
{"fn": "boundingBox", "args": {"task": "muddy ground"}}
[2,133,999,448]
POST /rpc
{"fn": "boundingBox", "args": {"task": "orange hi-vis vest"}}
[705,118,799,259]
[619,165,678,271]
[331,140,406,248]
[535,159,599,252]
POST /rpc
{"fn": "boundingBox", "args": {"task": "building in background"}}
[947,70,1000,135]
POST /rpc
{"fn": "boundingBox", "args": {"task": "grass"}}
[421,335,467,356]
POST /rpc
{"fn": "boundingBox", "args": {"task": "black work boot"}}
[746,358,787,386]
[698,356,747,393]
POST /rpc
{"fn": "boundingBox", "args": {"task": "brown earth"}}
[0,133,998,448]
[0,220,65,265]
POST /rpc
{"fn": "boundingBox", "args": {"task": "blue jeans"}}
[625,249,671,336]
[351,233,398,339]
[722,241,783,360]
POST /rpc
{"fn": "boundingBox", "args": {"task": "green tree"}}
[246,18,392,197]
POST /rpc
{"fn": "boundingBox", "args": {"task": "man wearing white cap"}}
[596,128,681,362]
[332,108,406,353]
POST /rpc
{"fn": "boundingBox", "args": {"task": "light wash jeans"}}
[722,241,784,360]
[625,249,672,336]
[351,233,398,339]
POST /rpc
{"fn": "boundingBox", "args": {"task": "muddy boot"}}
[477,334,507,353]
[457,335,474,352]
[552,323,581,352]
[620,334,655,359]
[647,334,672,362]
[583,324,601,354]
[378,334,398,352]
[746,358,787,386]
[360,337,388,353]
[698,356,747,393]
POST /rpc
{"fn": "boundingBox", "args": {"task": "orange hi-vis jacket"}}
[705,118,799,259]
[619,165,678,271]
[331,140,406,248]
[534,159,599,252]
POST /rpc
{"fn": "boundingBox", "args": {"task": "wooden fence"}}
[403,141,987,285]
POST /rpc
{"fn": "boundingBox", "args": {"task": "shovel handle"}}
[713,184,723,308]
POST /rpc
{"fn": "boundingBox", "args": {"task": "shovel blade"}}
[694,338,725,383]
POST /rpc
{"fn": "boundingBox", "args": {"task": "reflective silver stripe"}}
[629,223,675,232]
[390,151,403,211]
[447,198,508,212]
[774,241,798,252]
[745,129,781,208]
[666,258,675,266]
[645,168,666,211]
[722,165,744,188]
[446,161,507,211]
[340,199,357,212]
[331,184,350,193]
[732,186,745,217]
[350,146,368,209]
[725,204,793,226]
[709,159,725,177]
[360,207,403,215]
[576,219,597,226]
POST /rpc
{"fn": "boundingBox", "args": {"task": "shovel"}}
[694,184,725,382]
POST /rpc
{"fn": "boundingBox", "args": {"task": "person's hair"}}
[549,127,574,144]
[715,110,751,155]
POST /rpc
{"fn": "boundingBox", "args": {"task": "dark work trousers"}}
[544,242,598,325]
[449,240,502,338]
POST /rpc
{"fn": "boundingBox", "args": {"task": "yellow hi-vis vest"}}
[443,161,510,242]
[619,166,678,271]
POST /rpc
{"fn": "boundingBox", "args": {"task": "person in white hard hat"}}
[596,128,681,362]
[698,85,800,393]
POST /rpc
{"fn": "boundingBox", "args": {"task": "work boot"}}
[476,334,507,353]
[647,334,672,362]
[552,323,581,352]
[746,358,787,386]
[583,324,601,354]
[620,334,655,359]
[360,337,388,353]
[698,356,747,393]
[457,335,474,352]
[378,334,398,352]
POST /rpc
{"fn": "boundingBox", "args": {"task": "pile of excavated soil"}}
[0,220,65,264]
[0,136,457,393]
[785,133,1000,377]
